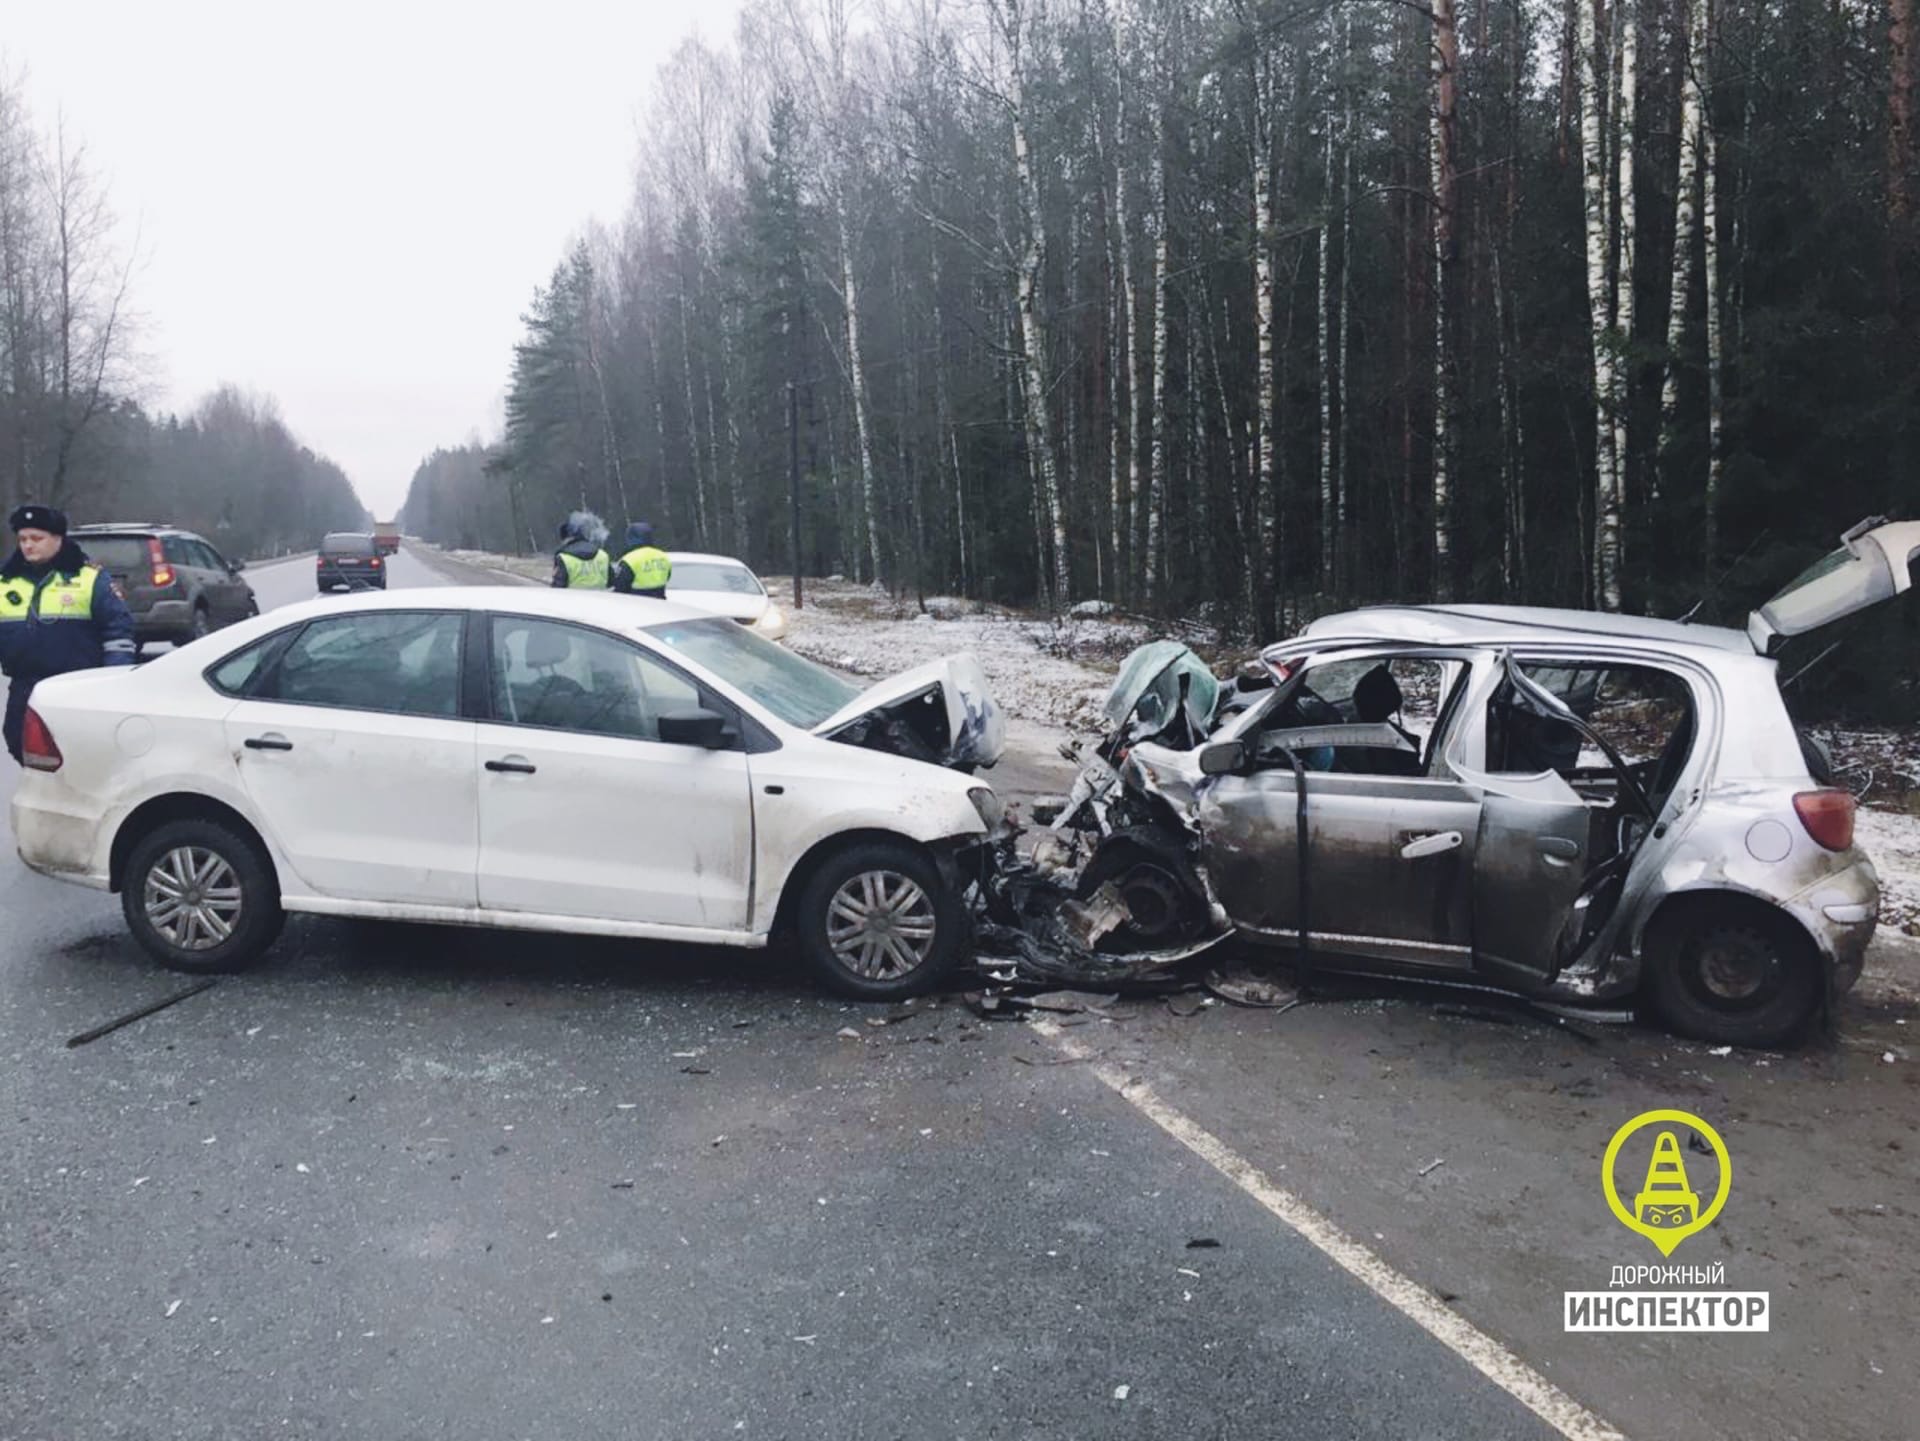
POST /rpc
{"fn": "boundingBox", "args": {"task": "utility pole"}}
[788,381,803,609]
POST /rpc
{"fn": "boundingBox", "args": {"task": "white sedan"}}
[11,588,1006,998]
[662,552,789,639]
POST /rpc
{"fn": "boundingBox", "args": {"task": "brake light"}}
[1793,790,1855,851]
[369,555,382,567]
[21,707,61,771]
[147,536,174,589]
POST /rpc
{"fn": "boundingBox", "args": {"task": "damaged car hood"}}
[1103,641,1220,744]
[814,653,1007,769]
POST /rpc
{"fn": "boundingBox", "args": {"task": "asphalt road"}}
[4,547,1913,1439]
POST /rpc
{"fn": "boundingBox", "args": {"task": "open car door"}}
[1747,516,1920,655]
[1455,658,1658,992]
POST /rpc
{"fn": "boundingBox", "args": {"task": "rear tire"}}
[1643,900,1822,1048]
[794,841,961,1000]
[121,818,284,974]
[188,604,211,641]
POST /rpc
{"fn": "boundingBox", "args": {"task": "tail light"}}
[147,537,175,589]
[21,707,62,772]
[1793,790,1855,851]
[369,555,382,567]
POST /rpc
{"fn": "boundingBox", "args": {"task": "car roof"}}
[72,523,196,536]
[262,586,713,629]
[666,551,755,568]
[1296,603,1757,658]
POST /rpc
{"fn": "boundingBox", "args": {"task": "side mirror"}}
[1198,739,1246,776]
[658,707,731,749]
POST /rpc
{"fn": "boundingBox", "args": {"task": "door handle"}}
[1538,836,1581,864]
[1399,830,1463,860]
[485,757,537,774]
[244,735,293,751]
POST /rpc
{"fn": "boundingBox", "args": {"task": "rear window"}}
[669,561,764,595]
[77,536,151,572]
[322,533,375,556]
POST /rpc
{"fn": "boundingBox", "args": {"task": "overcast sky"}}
[9,0,743,519]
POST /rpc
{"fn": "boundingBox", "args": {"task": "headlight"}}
[968,786,1004,832]
[752,604,788,639]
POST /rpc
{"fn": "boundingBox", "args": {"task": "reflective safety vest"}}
[619,546,672,592]
[559,549,610,588]
[0,565,99,625]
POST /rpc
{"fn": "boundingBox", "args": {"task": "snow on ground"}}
[1855,807,1920,937]
[769,578,1146,734]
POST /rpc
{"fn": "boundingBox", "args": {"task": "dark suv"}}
[317,532,386,592]
[70,524,258,649]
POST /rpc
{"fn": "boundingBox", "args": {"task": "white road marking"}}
[1029,1017,1627,1441]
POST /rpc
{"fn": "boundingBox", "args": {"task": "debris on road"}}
[1112,1384,1131,1401]
[165,1300,182,1318]
[835,1026,862,1040]
[1186,1238,1221,1250]
[65,977,222,1049]
[1417,1158,1446,1178]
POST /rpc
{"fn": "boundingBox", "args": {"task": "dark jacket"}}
[551,536,609,588]
[0,539,137,680]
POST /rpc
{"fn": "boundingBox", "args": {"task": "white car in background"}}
[664,552,789,640]
[11,589,1006,999]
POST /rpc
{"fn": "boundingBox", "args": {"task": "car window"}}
[321,534,375,556]
[193,540,227,571]
[207,629,297,697]
[490,617,706,741]
[647,616,858,727]
[267,612,464,718]
[76,536,150,572]
[1488,662,1693,779]
[163,536,196,568]
[668,561,764,595]
[1254,654,1454,775]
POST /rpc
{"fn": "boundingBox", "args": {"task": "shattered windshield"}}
[1103,641,1219,742]
[646,616,857,727]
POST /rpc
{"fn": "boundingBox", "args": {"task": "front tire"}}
[121,818,283,974]
[794,841,961,1000]
[1643,901,1822,1048]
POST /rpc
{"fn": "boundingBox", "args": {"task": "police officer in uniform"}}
[0,504,136,763]
[610,521,671,599]
[551,515,610,589]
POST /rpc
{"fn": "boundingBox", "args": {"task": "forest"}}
[402,0,1918,712]
[0,74,368,558]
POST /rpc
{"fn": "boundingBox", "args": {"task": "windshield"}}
[670,561,764,596]
[75,536,150,571]
[647,616,857,727]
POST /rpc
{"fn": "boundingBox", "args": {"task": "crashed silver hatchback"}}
[1022,517,1919,1047]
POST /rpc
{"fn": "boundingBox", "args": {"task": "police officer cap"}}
[9,503,68,536]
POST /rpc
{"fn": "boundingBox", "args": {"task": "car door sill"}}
[282,895,765,948]
[1238,927,1473,970]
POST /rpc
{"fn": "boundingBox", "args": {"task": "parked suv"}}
[317,532,386,592]
[70,524,257,651]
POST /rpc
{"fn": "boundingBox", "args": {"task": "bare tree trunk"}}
[1656,0,1705,503]
[1577,0,1621,609]
[1430,0,1458,600]
[1000,0,1070,606]
[1336,0,1354,592]
[1892,0,1915,257]
[1117,108,1144,602]
[643,309,675,532]
[1144,92,1171,605]
[1254,38,1280,626]
[1608,0,1638,602]
[677,280,711,545]
[1316,30,1334,596]
[1703,27,1723,581]
[835,195,884,584]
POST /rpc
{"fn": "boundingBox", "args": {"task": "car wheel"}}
[1643,901,1822,1048]
[245,596,259,618]
[1076,828,1210,953]
[188,604,211,641]
[121,818,284,975]
[794,841,961,1000]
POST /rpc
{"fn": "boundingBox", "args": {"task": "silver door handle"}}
[1400,831,1463,860]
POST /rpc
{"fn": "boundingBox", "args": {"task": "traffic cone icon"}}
[1632,1130,1700,1228]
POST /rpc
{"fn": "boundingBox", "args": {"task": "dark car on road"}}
[317,532,386,592]
[70,523,257,651]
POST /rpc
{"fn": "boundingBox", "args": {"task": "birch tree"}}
[1576,0,1622,608]
[1656,0,1705,503]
